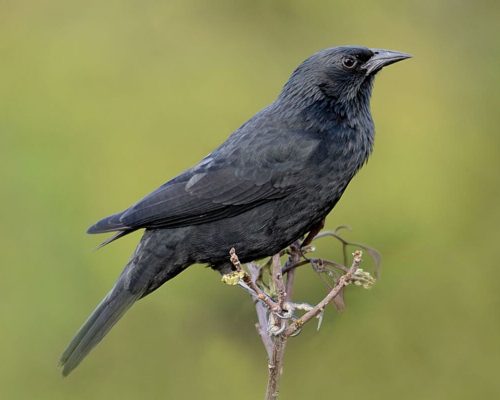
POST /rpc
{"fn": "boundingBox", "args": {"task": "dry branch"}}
[223,228,379,400]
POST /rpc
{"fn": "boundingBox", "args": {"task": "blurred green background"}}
[1,0,499,399]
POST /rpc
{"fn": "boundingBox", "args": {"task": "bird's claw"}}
[268,323,286,336]
[276,304,294,320]
[267,313,286,336]
[289,325,303,337]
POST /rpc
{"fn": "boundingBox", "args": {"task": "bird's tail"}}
[60,229,189,376]
[59,275,142,376]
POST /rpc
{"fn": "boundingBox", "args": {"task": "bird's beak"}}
[362,49,412,75]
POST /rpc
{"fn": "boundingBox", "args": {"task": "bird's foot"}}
[300,219,326,249]
[267,301,325,336]
[267,313,287,336]
[285,301,325,333]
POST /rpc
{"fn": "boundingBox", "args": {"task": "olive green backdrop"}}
[1,1,499,399]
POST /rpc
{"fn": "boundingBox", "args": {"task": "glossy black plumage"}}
[61,46,410,375]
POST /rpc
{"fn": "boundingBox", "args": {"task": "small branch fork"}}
[223,228,379,400]
[284,250,362,337]
[229,249,280,314]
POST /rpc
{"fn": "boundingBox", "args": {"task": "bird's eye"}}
[342,56,357,69]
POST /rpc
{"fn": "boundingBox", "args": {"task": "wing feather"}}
[88,125,320,235]
[119,168,289,229]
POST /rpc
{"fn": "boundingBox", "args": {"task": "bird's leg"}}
[301,218,325,249]
[296,218,325,262]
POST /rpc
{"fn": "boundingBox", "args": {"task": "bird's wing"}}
[119,167,291,229]
[88,128,319,233]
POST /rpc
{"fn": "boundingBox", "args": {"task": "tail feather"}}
[61,229,187,376]
[60,282,142,376]
[87,211,135,248]
[87,211,128,234]
[95,230,133,249]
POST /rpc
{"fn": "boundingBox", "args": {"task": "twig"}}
[281,259,309,274]
[247,262,273,358]
[284,250,362,337]
[230,248,280,313]
[265,334,287,400]
[284,241,301,302]
[282,258,349,274]
[256,301,273,359]
[314,231,381,276]
[271,254,286,311]
[223,227,376,400]
[265,255,288,400]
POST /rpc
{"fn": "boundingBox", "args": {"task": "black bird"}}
[60,46,410,375]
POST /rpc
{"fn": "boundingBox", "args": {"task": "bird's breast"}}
[296,121,374,213]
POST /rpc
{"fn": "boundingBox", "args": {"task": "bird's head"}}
[280,46,411,109]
